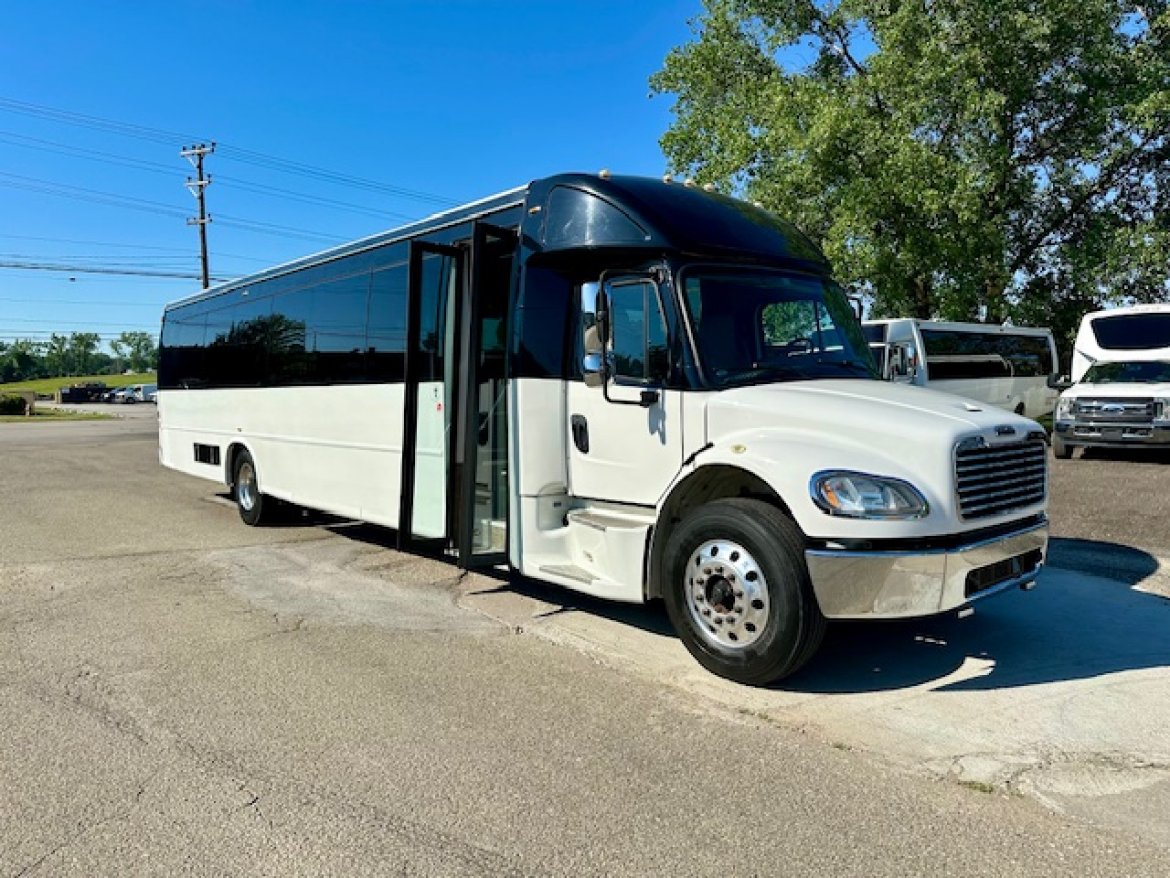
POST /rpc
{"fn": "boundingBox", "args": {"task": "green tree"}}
[67,332,101,376]
[44,334,70,377]
[652,0,1170,340]
[114,331,159,372]
[0,339,42,383]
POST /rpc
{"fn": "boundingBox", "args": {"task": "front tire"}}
[233,449,270,526]
[663,498,826,685]
[1052,435,1074,459]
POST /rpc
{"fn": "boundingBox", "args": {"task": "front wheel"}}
[1052,435,1074,460]
[233,449,271,526]
[663,498,825,685]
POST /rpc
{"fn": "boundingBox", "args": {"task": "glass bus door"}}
[454,222,517,567]
[400,241,460,553]
[399,225,517,567]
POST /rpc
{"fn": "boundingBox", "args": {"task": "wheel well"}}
[647,465,792,600]
[225,442,249,489]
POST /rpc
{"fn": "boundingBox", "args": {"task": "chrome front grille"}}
[1074,398,1157,423]
[955,440,1047,521]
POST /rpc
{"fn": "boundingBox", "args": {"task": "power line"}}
[0,234,272,264]
[0,130,420,221]
[0,172,346,244]
[0,260,226,280]
[0,317,161,327]
[0,296,167,306]
[0,96,460,205]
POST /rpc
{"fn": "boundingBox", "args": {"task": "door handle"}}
[571,414,589,454]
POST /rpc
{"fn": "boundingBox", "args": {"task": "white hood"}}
[700,379,1045,538]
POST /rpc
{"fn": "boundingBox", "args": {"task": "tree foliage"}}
[0,331,157,383]
[652,0,1170,355]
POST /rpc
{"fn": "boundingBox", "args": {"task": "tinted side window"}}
[159,301,208,389]
[369,260,408,382]
[923,330,1052,379]
[268,288,313,384]
[514,265,572,379]
[608,280,667,383]
[312,272,370,382]
[415,251,454,382]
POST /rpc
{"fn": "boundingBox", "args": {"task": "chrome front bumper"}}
[805,520,1048,619]
[1054,421,1170,447]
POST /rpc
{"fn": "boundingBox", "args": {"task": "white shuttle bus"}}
[862,319,1059,418]
[159,173,1048,684]
[1070,304,1170,382]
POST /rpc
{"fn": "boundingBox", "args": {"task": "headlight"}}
[810,471,929,519]
[1056,396,1075,419]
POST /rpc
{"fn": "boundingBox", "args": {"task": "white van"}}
[131,383,158,403]
[863,318,1060,418]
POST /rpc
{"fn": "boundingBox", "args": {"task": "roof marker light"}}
[599,168,612,179]
[703,183,716,192]
[683,178,696,187]
[662,174,673,184]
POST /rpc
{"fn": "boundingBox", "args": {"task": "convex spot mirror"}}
[581,281,606,388]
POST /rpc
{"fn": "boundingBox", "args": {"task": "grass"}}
[0,372,156,397]
[0,409,113,423]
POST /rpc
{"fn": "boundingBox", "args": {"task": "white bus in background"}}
[1071,303,1170,382]
[862,319,1060,419]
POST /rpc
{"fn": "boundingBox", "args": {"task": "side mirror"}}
[1047,373,1070,390]
[581,282,607,388]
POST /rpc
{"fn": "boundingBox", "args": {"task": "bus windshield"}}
[681,268,877,388]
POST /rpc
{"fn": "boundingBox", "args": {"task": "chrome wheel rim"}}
[237,461,257,512]
[685,539,769,650]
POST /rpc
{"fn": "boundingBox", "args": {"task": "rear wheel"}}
[233,449,270,526]
[1052,435,1074,460]
[663,498,825,685]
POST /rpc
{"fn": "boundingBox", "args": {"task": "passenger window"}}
[607,279,668,384]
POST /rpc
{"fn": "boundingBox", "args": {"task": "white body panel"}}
[565,381,684,506]
[694,380,1044,540]
[507,375,1044,605]
[1070,304,1170,382]
[158,383,421,528]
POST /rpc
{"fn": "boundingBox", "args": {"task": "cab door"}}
[566,275,684,507]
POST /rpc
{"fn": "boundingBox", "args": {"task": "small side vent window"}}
[194,443,221,466]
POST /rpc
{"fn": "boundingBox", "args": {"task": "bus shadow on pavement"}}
[328,521,1170,696]
[498,539,1170,696]
[787,537,1170,694]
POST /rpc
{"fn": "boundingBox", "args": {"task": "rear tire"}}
[662,498,826,685]
[233,449,270,526]
[1052,435,1074,460]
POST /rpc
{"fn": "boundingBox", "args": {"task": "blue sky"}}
[0,1,701,351]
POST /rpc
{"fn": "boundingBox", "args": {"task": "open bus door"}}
[399,223,518,568]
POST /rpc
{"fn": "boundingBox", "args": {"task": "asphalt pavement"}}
[1,414,1168,876]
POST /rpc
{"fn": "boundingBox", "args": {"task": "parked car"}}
[131,383,158,403]
[111,386,135,404]
[1052,359,1170,458]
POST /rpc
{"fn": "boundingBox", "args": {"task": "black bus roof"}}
[165,173,828,312]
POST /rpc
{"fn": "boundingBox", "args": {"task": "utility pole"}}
[180,142,215,289]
